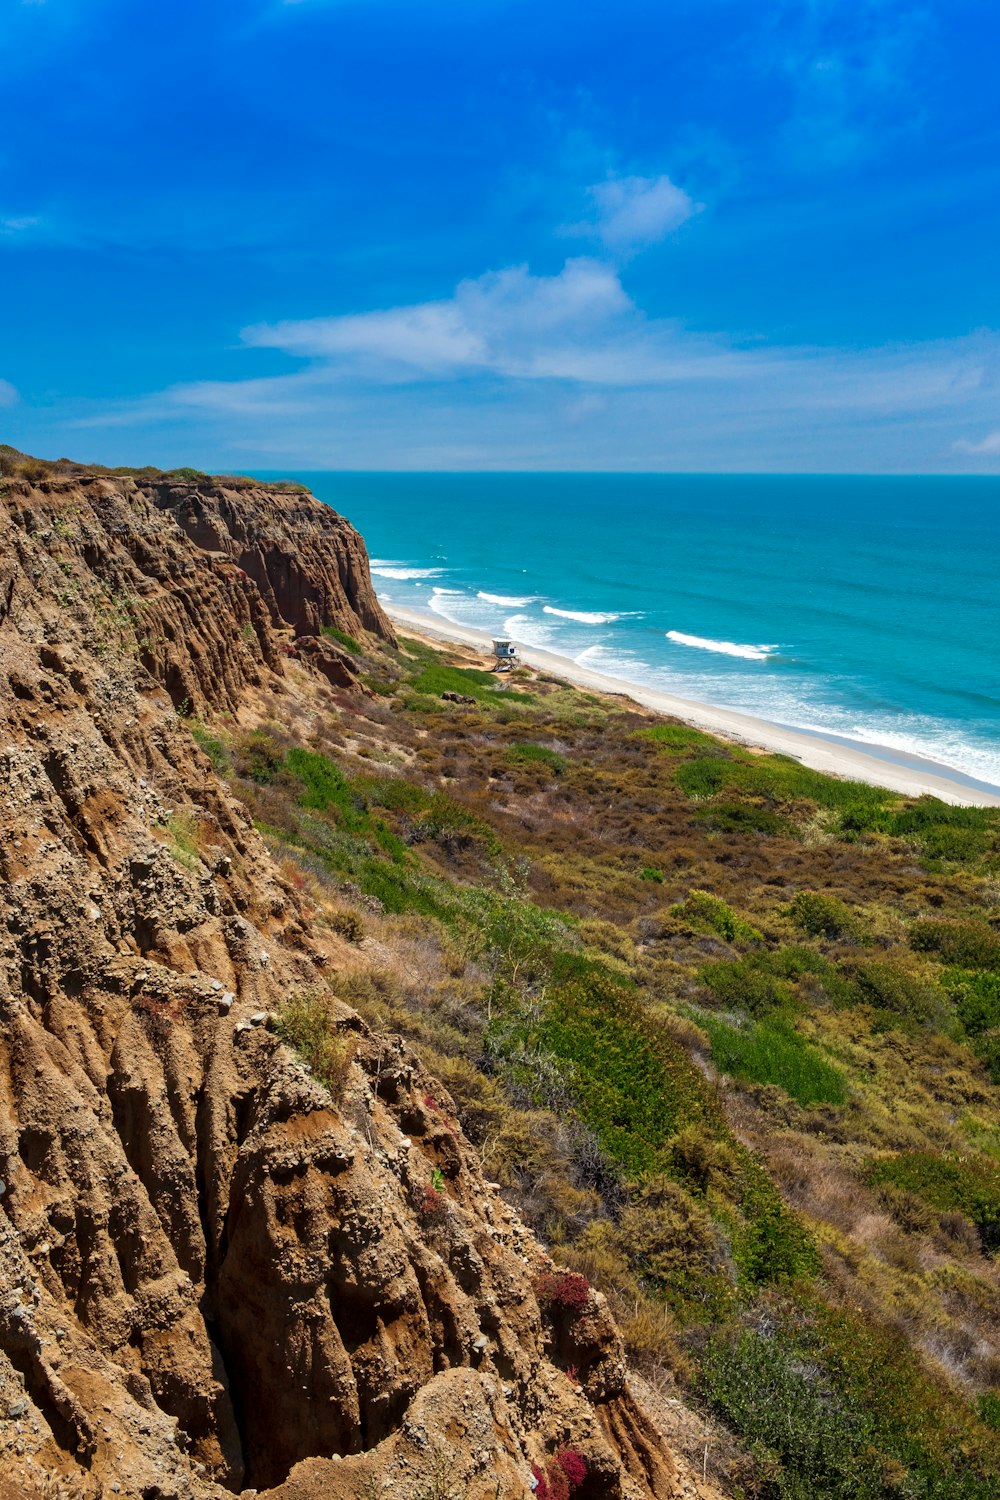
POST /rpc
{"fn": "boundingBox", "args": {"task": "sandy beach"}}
[385,602,1000,808]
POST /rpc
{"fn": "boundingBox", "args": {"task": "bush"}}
[506,742,567,774]
[681,890,763,946]
[320,623,362,654]
[695,800,792,837]
[411,662,534,703]
[890,797,997,864]
[865,1151,1000,1254]
[234,728,288,784]
[910,920,1000,971]
[274,991,356,1096]
[944,968,1000,1037]
[676,752,732,799]
[699,958,791,1017]
[701,1325,881,1499]
[534,1268,591,1315]
[330,908,366,943]
[638,722,718,754]
[850,960,951,1033]
[702,1303,1000,1499]
[697,1012,848,1107]
[790,891,870,944]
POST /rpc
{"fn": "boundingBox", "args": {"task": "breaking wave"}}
[477,591,537,606]
[543,605,628,625]
[371,562,444,580]
[667,630,777,661]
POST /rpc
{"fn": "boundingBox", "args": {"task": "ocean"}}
[260,473,1000,794]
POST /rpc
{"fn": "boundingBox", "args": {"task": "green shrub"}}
[910,920,1000,971]
[694,800,792,837]
[943,968,1000,1037]
[411,662,533,703]
[701,1307,1000,1500]
[851,960,951,1033]
[890,797,997,863]
[637,723,718,755]
[274,990,356,1095]
[765,946,855,1004]
[506,742,566,773]
[790,891,870,944]
[699,958,792,1017]
[411,793,501,855]
[696,1012,847,1107]
[676,752,732,799]
[681,891,763,946]
[865,1151,1000,1254]
[640,866,664,883]
[701,1325,882,1499]
[320,623,363,654]
[235,728,287,784]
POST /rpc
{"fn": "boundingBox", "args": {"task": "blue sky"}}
[1,0,998,471]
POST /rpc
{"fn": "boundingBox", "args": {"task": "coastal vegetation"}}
[195,628,1000,1496]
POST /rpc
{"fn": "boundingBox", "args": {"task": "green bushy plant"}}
[696,1012,847,1107]
[910,920,1000,971]
[790,890,870,944]
[320,623,363,654]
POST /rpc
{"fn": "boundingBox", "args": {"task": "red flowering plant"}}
[533,1268,591,1316]
[530,1449,588,1499]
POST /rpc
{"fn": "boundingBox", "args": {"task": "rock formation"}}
[0,465,714,1499]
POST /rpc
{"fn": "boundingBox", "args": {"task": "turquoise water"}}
[262,473,1000,792]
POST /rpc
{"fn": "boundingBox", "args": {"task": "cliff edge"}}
[0,462,709,1500]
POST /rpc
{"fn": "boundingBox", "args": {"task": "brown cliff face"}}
[0,466,712,1500]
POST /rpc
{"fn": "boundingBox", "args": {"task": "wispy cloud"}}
[579,174,700,254]
[953,431,1000,456]
[1,215,41,235]
[0,379,19,406]
[59,257,1000,472]
[240,259,997,411]
[242,260,635,380]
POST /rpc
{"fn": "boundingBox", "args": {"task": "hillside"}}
[2,450,1000,1499]
[0,453,712,1500]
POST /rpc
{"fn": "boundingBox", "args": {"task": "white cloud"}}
[953,431,1000,456]
[243,259,633,380]
[1,215,40,234]
[0,379,19,406]
[584,174,699,253]
[50,260,1000,472]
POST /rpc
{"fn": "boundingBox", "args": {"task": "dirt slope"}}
[0,468,716,1500]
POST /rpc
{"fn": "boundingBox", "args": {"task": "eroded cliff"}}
[0,466,709,1500]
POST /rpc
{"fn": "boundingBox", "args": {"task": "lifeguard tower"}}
[491,637,518,673]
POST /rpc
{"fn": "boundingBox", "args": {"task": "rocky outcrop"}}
[147,478,394,645]
[0,465,705,1500]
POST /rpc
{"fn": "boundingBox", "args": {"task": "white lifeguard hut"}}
[491,637,518,673]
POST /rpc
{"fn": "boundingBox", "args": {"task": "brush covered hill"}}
[2,449,1000,1498]
[0,452,715,1500]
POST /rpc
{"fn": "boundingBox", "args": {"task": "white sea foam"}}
[667,630,777,661]
[371,565,444,580]
[477,591,537,606]
[543,605,626,625]
[431,587,463,595]
[503,612,557,649]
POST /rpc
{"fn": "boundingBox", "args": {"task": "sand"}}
[385,603,1000,808]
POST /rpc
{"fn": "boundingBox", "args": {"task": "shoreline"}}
[384,602,1000,808]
